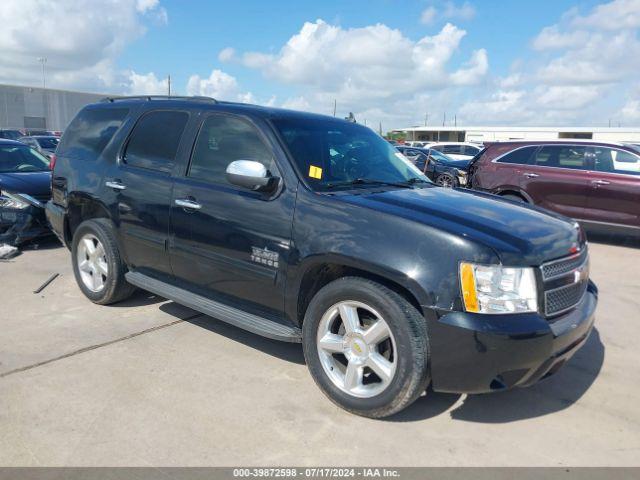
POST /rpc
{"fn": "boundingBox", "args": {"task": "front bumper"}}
[426,280,597,394]
[0,205,51,245]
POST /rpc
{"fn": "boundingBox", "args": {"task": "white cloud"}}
[457,0,640,126]
[186,68,258,103]
[421,2,476,25]
[218,47,236,62]
[239,19,487,108]
[420,7,438,25]
[127,71,168,94]
[0,0,167,92]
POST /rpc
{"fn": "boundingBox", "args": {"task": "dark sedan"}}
[18,135,60,159]
[396,146,470,187]
[0,139,52,245]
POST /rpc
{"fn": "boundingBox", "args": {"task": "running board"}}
[125,272,302,343]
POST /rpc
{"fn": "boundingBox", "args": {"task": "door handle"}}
[175,198,202,210]
[523,173,539,178]
[105,180,126,190]
[592,180,610,186]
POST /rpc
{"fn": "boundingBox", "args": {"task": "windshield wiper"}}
[326,178,422,190]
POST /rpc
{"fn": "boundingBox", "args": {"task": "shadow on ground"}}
[392,328,605,423]
[168,309,306,365]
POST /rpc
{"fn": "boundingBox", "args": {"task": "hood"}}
[339,186,583,265]
[0,171,51,198]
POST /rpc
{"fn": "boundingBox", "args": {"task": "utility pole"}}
[168,75,171,96]
[37,57,47,90]
[424,113,429,126]
[454,114,457,127]
[443,112,446,127]
[379,121,382,136]
[333,99,337,117]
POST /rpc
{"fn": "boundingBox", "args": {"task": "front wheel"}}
[435,173,457,188]
[302,277,430,418]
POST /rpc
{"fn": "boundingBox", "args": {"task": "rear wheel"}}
[302,277,430,418]
[72,219,135,305]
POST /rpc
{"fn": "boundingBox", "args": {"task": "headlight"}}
[0,192,30,210]
[460,262,538,314]
[455,169,468,185]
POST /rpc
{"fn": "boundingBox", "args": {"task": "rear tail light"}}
[49,154,56,171]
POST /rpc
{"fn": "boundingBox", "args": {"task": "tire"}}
[501,193,527,203]
[302,277,430,418]
[71,218,136,305]
[435,173,457,188]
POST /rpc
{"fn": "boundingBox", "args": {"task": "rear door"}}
[521,145,591,218]
[584,146,640,228]
[109,109,190,277]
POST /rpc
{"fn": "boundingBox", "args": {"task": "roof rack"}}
[101,95,217,103]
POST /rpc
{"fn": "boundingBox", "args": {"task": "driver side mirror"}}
[225,160,278,192]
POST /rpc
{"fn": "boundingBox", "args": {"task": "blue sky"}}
[1,0,639,129]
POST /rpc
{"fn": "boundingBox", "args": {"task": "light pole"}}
[37,57,47,89]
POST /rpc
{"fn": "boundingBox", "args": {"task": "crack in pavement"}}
[0,313,204,379]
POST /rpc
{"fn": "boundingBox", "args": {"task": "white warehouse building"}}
[392,126,640,143]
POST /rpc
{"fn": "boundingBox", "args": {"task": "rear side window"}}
[441,145,461,154]
[57,107,129,159]
[188,114,275,184]
[123,111,189,172]
[497,146,537,164]
[534,145,587,170]
[592,147,640,175]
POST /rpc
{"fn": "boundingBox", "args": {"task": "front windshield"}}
[37,137,60,149]
[272,118,428,191]
[0,145,50,173]
[428,149,453,163]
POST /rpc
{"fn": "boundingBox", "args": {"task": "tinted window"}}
[124,111,189,172]
[57,107,128,159]
[441,145,462,154]
[188,114,274,184]
[497,146,537,164]
[592,147,640,175]
[0,145,50,172]
[36,137,59,149]
[534,145,587,169]
[462,145,481,155]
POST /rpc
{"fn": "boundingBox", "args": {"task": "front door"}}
[584,146,640,228]
[110,109,190,277]
[521,145,591,219]
[169,113,295,318]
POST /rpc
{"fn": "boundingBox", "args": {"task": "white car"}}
[429,142,483,161]
[404,141,435,148]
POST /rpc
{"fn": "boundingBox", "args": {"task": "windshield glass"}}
[272,118,427,191]
[36,137,60,149]
[0,145,50,172]
[428,149,453,163]
[0,130,22,140]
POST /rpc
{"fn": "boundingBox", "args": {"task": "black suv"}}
[46,96,597,418]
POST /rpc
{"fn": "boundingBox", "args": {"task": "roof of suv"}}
[484,139,632,148]
[96,96,345,124]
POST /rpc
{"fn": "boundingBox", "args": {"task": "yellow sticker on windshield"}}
[309,165,323,179]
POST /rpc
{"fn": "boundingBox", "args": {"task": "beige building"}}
[392,126,640,143]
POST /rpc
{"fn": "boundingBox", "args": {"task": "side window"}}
[57,107,129,160]
[497,146,537,164]
[442,145,461,154]
[123,111,189,172]
[462,145,480,156]
[534,146,587,170]
[188,114,275,184]
[592,147,640,175]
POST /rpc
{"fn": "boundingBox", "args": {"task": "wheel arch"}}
[292,255,427,327]
[495,187,533,203]
[66,192,115,241]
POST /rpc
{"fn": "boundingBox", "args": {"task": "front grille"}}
[540,250,589,317]
[541,250,587,281]
[545,280,588,316]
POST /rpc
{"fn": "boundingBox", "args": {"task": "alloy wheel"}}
[76,234,109,292]
[436,174,454,188]
[316,301,397,398]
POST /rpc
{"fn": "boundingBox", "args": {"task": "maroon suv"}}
[469,141,640,234]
